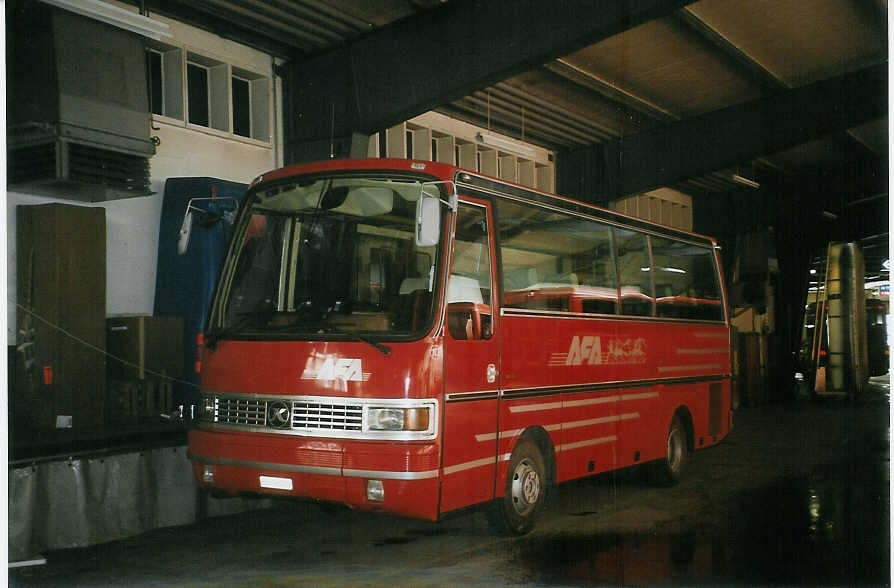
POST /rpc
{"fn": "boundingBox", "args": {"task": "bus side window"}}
[652,236,723,321]
[447,204,492,340]
[615,228,654,317]
[495,199,618,315]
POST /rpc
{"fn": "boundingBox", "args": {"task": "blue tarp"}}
[153,178,247,405]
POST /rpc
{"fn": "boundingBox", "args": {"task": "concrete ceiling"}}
[133,0,887,269]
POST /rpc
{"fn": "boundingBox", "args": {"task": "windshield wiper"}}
[206,310,271,349]
[353,334,391,356]
[327,327,391,356]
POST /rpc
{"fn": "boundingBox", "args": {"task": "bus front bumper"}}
[188,429,441,520]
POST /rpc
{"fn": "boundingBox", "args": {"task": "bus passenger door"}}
[440,199,500,514]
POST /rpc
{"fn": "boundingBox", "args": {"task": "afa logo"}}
[549,335,646,367]
[566,335,603,366]
[301,355,369,382]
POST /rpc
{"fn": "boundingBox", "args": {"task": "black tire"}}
[649,415,688,486]
[490,440,546,535]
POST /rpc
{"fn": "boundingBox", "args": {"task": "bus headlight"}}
[367,407,431,431]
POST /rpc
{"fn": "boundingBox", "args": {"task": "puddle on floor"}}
[513,451,889,586]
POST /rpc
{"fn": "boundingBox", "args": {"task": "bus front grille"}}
[203,394,364,434]
[216,397,266,426]
[294,401,363,431]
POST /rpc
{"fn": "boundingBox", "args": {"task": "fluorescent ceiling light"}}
[40,0,172,40]
[477,133,538,159]
[731,174,760,189]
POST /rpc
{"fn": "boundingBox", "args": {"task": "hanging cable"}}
[13,300,199,388]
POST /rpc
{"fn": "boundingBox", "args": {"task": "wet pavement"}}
[10,376,890,586]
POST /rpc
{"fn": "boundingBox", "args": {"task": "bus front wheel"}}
[491,440,546,535]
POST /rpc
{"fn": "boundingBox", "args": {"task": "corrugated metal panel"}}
[9,446,271,561]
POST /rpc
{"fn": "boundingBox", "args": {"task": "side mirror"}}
[177,210,194,255]
[176,197,239,255]
[415,195,441,247]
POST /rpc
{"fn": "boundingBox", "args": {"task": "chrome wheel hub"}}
[510,458,541,516]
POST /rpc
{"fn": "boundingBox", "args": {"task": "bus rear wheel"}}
[491,440,546,535]
[649,416,688,486]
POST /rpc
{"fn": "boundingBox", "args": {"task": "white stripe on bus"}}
[343,468,440,480]
[510,401,564,413]
[445,431,619,477]
[557,436,618,452]
[475,412,639,445]
[442,457,496,475]
[511,391,658,413]
[192,453,440,481]
[562,412,640,430]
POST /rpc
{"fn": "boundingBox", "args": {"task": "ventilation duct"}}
[7,2,154,200]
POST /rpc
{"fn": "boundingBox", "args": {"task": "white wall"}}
[6,8,279,342]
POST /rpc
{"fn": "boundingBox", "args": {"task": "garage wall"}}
[6,5,281,343]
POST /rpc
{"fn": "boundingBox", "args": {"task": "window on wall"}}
[144,44,183,119]
[187,62,209,127]
[146,49,163,115]
[232,76,251,137]
[145,46,270,142]
[186,53,231,133]
[232,66,270,141]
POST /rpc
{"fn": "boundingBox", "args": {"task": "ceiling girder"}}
[544,59,676,123]
[673,8,787,93]
[558,63,887,203]
[280,0,695,163]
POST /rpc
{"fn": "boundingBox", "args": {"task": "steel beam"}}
[558,63,887,202]
[281,0,694,163]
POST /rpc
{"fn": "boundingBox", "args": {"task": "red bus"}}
[188,158,732,534]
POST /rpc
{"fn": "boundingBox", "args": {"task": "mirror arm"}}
[422,181,457,211]
[184,196,239,215]
[177,196,240,255]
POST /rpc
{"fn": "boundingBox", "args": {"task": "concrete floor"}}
[10,376,890,586]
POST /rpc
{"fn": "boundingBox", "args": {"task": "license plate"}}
[259,475,293,490]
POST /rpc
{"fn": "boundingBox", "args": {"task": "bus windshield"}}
[210,174,442,341]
